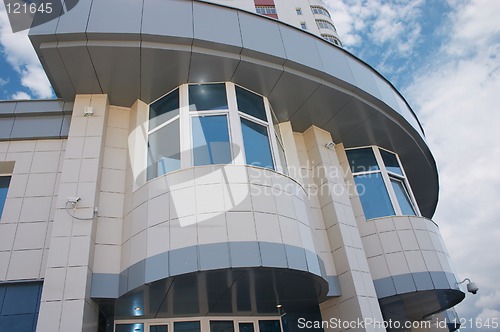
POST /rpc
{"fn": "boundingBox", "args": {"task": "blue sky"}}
[1,0,499,329]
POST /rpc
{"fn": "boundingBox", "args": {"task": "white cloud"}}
[0,3,53,99]
[11,91,31,100]
[403,0,500,326]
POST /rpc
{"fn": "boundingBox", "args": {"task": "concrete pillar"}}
[37,95,109,332]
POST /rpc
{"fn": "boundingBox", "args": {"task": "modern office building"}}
[0,0,466,331]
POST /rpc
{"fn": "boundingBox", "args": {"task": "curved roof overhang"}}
[28,0,438,217]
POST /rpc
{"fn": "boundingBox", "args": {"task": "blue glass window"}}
[189,84,228,111]
[149,89,179,130]
[380,149,403,175]
[346,148,379,173]
[235,86,267,121]
[210,321,234,332]
[0,176,10,218]
[174,321,201,332]
[354,173,395,219]
[241,118,274,170]
[391,178,416,215]
[258,320,281,332]
[147,120,181,180]
[0,282,42,332]
[192,115,232,166]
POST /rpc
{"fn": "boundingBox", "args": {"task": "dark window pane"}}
[149,89,179,130]
[189,84,228,111]
[346,148,379,173]
[391,178,416,216]
[150,325,168,332]
[235,86,267,121]
[380,149,403,175]
[0,176,11,218]
[210,320,234,332]
[258,320,281,332]
[238,323,254,332]
[116,323,144,332]
[241,119,274,170]
[192,115,232,166]
[147,119,181,180]
[354,173,395,219]
[174,321,201,332]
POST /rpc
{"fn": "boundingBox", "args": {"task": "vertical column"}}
[37,95,109,332]
[302,126,385,332]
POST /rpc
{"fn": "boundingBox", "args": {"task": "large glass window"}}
[192,115,231,166]
[316,19,336,32]
[146,83,286,180]
[311,6,331,18]
[347,146,419,219]
[116,324,144,332]
[0,282,42,332]
[354,173,395,219]
[238,323,254,332]
[150,325,168,332]
[0,176,11,218]
[189,84,228,111]
[147,89,181,180]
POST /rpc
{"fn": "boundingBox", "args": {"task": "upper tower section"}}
[205,0,342,46]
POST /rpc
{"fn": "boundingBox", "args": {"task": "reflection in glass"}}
[210,320,234,332]
[354,173,395,219]
[0,176,11,218]
[149,88,179,130]
[116,323,144,332]
[147,119,181,180]
[258,320,281,332]
[192,115,232,166]
[241,118,274,170]
[189,84,228,111]
[346,148,379,173]
[174,321,201,332]
[391,178,416,215]
[236,86,267,121]
[238,323,254,332]
[380,149,403,175]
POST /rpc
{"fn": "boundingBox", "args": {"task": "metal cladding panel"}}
[54,0,92,41]
[87,41,141,106]
[87,0,143,38]
[0,102,16,115]
[188,48,241,84]
[346,56,383,101]
[231,56,284,97]
[38,43,76,98]
[0,119,14,139]
[140,44,191,104]
[239,11,286,62]
[192,1,242,52]
[13,100,64,114]
[315,39,356,91]
[142,0,194,43]
[289,84,353,133]
[279,24,325,76]
[58,42,102,94]
[268,69,322,121]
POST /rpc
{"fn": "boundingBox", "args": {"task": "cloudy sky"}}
[1,0,499,329]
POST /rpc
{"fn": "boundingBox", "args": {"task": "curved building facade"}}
[0,0,464,331]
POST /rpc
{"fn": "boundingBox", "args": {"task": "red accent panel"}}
[254,0,275,6]
[264,14,278,19]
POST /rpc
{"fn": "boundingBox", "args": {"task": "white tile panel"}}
[226,211,257,242]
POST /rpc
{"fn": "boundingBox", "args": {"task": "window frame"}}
[347,146,421,219]
[255,6,276,15]
[310,6,331,18]
[145,83,287,181]
[316,19,337,32]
